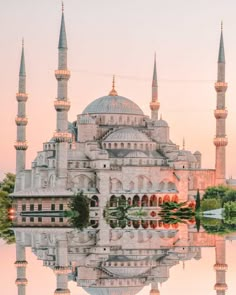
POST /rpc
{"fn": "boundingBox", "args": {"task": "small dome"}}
[82,95,144,115]
[178,150,197,162]
[194,150,201,155]
[79,115,96,124]
[104,128,151,142]
[155,119,169,127]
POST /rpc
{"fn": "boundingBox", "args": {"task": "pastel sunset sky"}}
[1,0,236,179]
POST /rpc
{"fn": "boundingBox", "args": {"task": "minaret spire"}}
[14,41,28,191]
[150,53,160,121]
[109,75,118,96]
[54,5,71,184]
[214,23,228,185]
[214,236,227,295]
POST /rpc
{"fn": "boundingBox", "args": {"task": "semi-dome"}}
[155,118,169,127]
[104,128,151,142]
[82,95,144,115]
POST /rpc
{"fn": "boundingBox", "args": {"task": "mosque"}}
[12,7,228,212]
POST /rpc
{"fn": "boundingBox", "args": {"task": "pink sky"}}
[0,239,235,294]
[1,0,236,179]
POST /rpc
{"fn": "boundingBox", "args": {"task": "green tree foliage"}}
[203,185,229,201]
[224,201,236,217]
[195,189,201,211]
[222,190,236,205]
[200,199,222,211]
[0,173,16,244]
[67,191,90,230]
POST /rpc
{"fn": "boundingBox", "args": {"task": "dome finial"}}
[62,1,64,12]
[221,20,223,31]
[183,137,185,150]
[109,75,118,96]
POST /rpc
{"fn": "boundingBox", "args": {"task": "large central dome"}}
[82,95,144,115]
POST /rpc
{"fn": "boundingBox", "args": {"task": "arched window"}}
[121,143,124,148]
[172,195,178,203]
[104,143,106,149]
[133,220,140,229]
[108,143,111,149]
[114,143,118,148]
[141,220,149,229]
[128,143,131,149]
[158,197,163,205]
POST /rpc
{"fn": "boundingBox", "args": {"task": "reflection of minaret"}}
[150,282,160,295]
[214,23,228,185]
[54,3,71,184]
[14,40,28,191]
[15,235,28,295]
[214,236,227,295]
[150,53,160,121]
[54,237,71,295]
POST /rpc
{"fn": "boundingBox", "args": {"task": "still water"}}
[0,217,236,295]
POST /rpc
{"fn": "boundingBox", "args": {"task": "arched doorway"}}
[119,195,126,206]
[158,197,163,206]
[133,195,140,207]
[141,195,149,207]
[163,195,170,203]
[110,195,117,207]
[90,195,99,207]
[141,220,149,229]
[172,195,178,203]
[150,220,157,229]
[150,195,157,207]
[133,220,140,229]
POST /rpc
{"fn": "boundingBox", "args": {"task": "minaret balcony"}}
[16,92,28,102]
[150,101,160,111]
[14,141,28,150]
[55,69,71,80]
[213,137,228,147]
[215,81,228,92]
[53,131,72,142]
[54,100,71,111]
[14,260,28,268]
[54,266,71,274]
[15,278,28,286]
[214,109,228,119]
[214,283,228,291]
[54,289,70,295]
[15,116,28,126]
[214,263,228,271]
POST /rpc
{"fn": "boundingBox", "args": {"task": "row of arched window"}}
[103,142,155,151]
[109,194,179,207]
[110,219,179,230]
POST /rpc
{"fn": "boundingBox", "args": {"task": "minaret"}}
[54,237,71,295]
[214,236,227,295]
[15,40,28,175]
[150,53,160,121]
[15,233,28,295]
[214,23,228,185]
[53,4,71,185]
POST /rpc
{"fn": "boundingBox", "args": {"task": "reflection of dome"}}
[82,95,144,115]
[104,128,150,142]
[105,266,149,277]
[84,286,143,295]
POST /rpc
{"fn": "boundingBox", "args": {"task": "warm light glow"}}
[214,109,228,119]
[15,116,28,125]
[14,141,28,150]
[213,137,228,147]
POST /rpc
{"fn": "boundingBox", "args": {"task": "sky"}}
[1,0,236,179]
[0,239,236,295]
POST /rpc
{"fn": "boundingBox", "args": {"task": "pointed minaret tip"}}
[183,137,185,150]
[109,75,118,96]
[218,21,225,63]
[58,3,67,49]
[19,39,26,76]
[152,52,157,85]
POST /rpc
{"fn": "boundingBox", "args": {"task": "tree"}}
[195,189,201,211]
[0,173,16,244]
[203,186,229,201]
[67,191,90,230]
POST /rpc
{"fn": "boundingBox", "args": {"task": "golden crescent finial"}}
[109,75,118,96]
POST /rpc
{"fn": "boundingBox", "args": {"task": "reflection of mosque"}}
[14,217,231,295]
